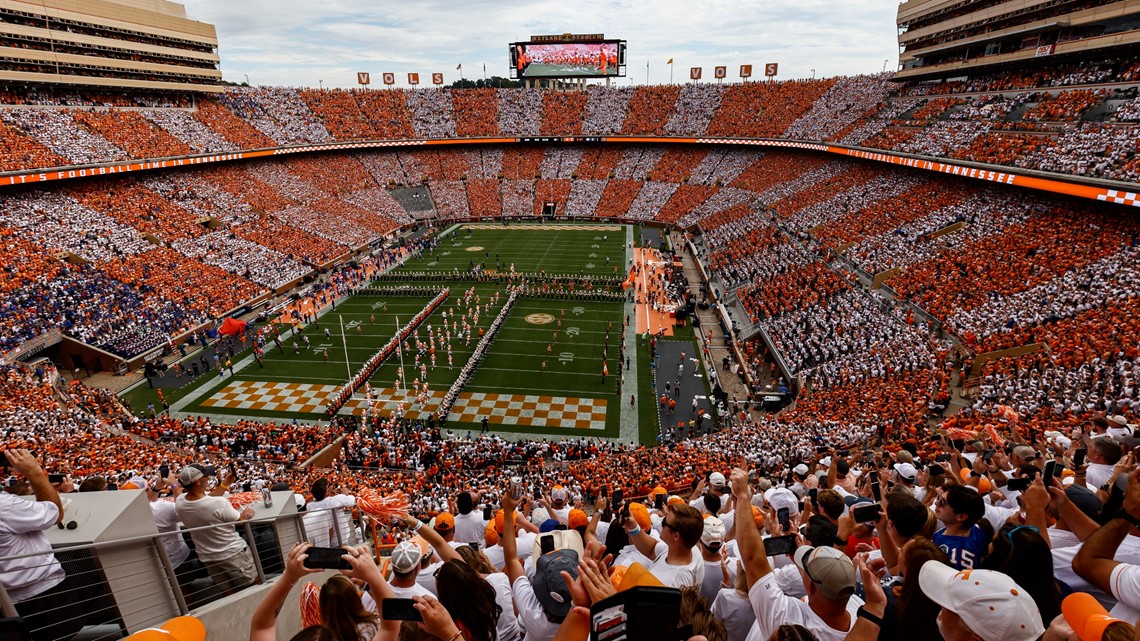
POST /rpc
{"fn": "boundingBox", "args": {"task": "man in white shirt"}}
[501,490,576,641]
[729,467,863,641]
[1086,438,1124,492]
[175,463,257,594]
[622,501,705,589]
[1073,470,1140,620]
[0,449,82,641]
[305,478,357,546]
[387,541,434,598]
[452,491,488,547]
[145,473,192,583]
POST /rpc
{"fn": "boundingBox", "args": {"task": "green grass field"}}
[144,224,663,443]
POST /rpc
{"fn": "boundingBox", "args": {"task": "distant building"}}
[895,0,1140,80]
[0,0,220,93]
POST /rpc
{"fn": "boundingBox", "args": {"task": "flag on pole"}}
[456,63,462,70]
[667,58,674,64]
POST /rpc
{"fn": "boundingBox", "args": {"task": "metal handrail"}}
[0,504,365,639]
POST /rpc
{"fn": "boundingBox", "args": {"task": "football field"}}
[168,223,651,442]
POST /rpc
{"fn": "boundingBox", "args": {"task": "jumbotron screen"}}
[510,41,626,78]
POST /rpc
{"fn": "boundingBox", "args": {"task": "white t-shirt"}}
[417,560,441,595]
[306,494,357,546]
[485,572,522,641]
[647,541,703,589]
[511,575,561,641]
[744,570,863,641]
[150,499,190,568]
[1087,463,1114,491]
[700,559,724,603]
[389,582,433,599]
[454,511,488,547]
[0,494,64,602]
[484,543,505,570]
[711,588,757,641]
[1053,535,1140,610]
[175,494,248,562]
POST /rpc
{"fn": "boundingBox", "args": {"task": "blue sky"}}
[181,0,902,89]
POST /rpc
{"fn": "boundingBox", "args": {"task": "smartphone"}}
[1073,449,1087,467]
[777,507,790,531]
[48,474,65,484]
[590,586,682,641]
[852,504,883,523]
[927,464,944,477]
[1006,477,1031,492]
[612,488,624,506]
[982,449,995,463]
[0,451,8,468]
[302,546,351,570]
[936,454,951,463]
[533,488,541,500]
[159,464,170,479]
[763,534,798,557]
[654,493,665,510]
[483,506,493,521]
[381,598,423,622]
[870,478,881,502]
[539,534,555,555]
[468,542,480,551]
[807,487,818,502]
[1042,459,1058,487]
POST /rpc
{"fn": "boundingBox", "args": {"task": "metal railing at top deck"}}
[0,505,379,641]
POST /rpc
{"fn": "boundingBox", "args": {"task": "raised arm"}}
[731,468,771,589]
[250,543,322,641]
[402,514,460,563]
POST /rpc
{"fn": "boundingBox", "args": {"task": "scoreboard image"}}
[510,35,626,79]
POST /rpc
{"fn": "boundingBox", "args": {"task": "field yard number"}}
[565,327,580,337]
[345,320,362,331]
[314,343,333,353]
[591,244,600,248]
[371,301,387,310]
[559,352,575,363]
[572,307,585,315]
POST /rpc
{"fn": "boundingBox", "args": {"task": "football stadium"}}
[2,1,1140,641]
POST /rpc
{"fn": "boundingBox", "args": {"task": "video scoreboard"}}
[509,34,627,79]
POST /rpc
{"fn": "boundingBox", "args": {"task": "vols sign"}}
[765,63,778,77]
[382,72,395,85]
[713,66,726,79]
[357,72,370,85]
[740,64,752,78]
[408,72,419,85]
[432,72,444,85]
[690,67,702,80]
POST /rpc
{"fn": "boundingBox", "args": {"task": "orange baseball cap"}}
[484,522,499,547]
[650,486,667,498]
[610,563,665,592]
[493,509,506,534]
[568,509,589,530]
[667,495,686,507]
[1063,592,1124,641]
[434,512,455,531]
[628,503,652,530]
[751,505,764,527]
[123,617,205,641]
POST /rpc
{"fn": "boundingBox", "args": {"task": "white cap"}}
[819,456,832,468]
[701,516,726,546]
[918,561,1044,641]
[709,472,727,488]
[390,541,424,574]
[893,462,917,483]
[793,464,809,476]
[764,487,799,516]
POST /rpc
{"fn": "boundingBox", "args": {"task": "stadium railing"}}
[0,503,372,641]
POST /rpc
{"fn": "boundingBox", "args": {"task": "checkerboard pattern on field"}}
[201,381,340,413]
[461,223,622,231]
[347,388,607,429]
[199,381,607,429]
